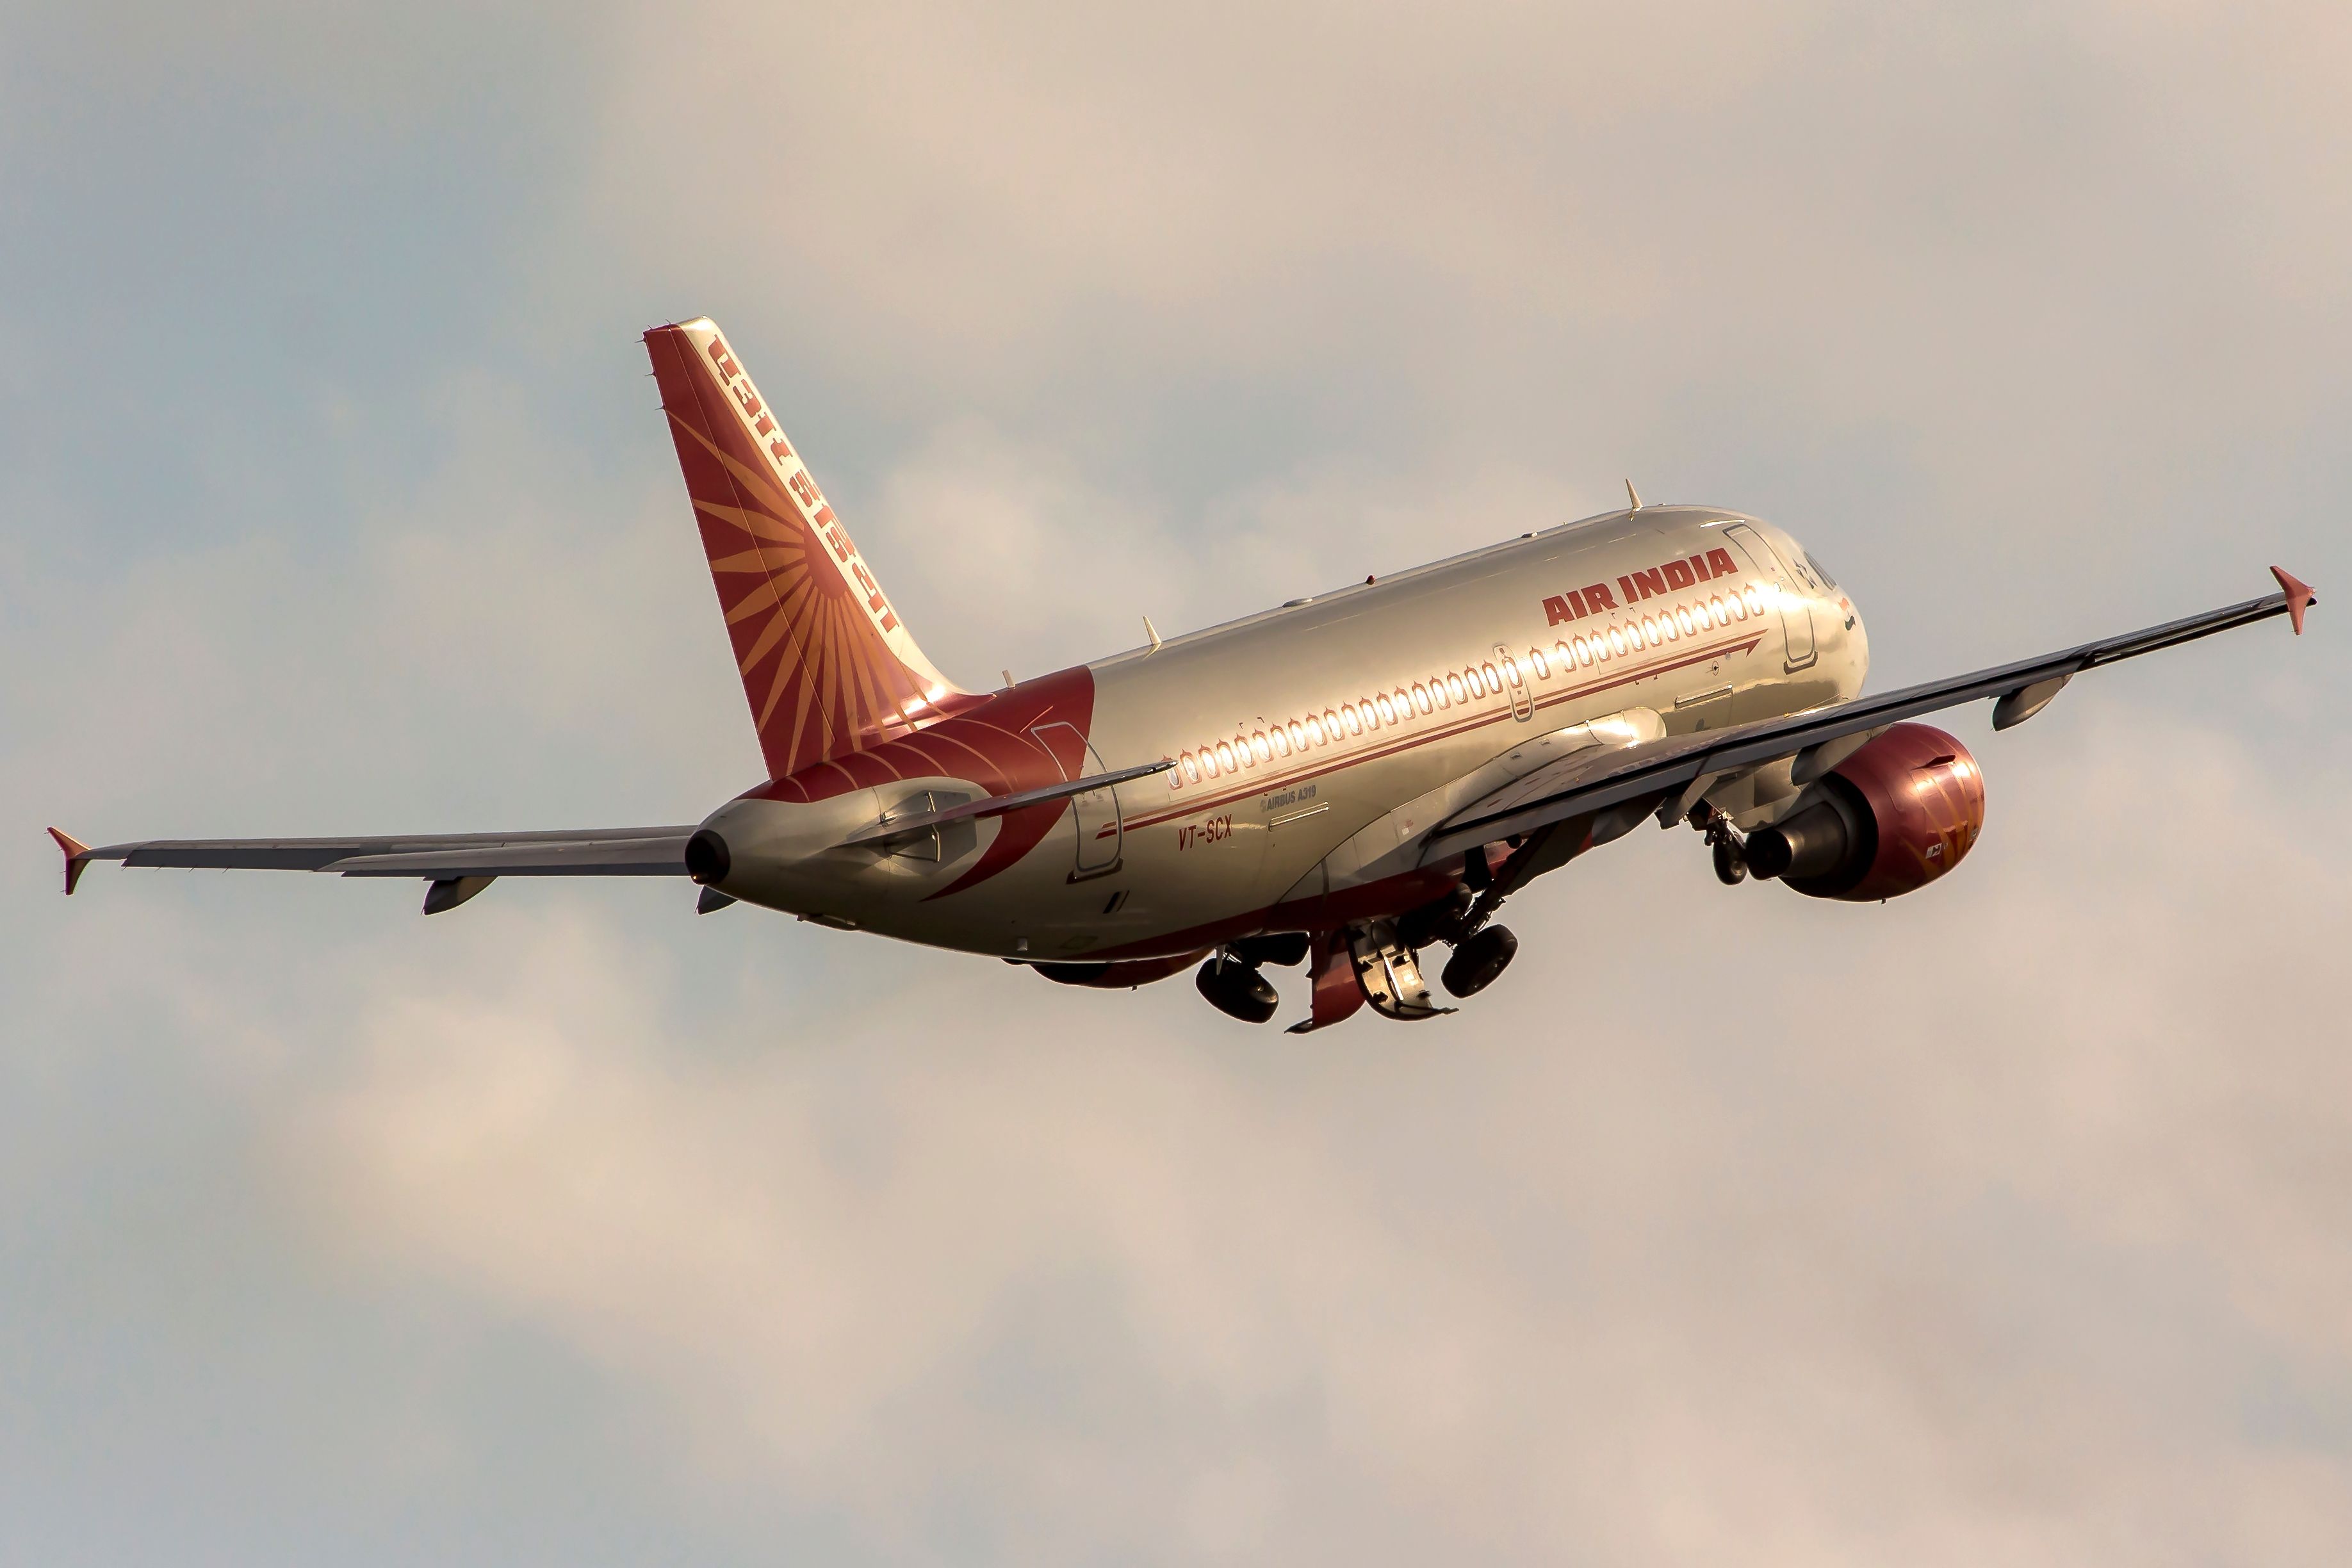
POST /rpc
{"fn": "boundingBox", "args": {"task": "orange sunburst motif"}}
[646,320,967,781]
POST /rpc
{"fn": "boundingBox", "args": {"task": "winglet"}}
[1625,479,1644,511]
[47,827,91,895]
[2270,566,2315,635]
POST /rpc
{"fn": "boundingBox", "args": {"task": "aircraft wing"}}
[47,825,696,901]
[1425,566,2315,863]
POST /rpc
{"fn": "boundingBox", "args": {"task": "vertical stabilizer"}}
[645,318,966,780]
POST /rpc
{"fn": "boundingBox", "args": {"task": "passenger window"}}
[1251,731,1271,762]
[1270,727,1289,757]
[1215,740,1236,772]
[1529,647,1549,679]
[1481,661,1500,690]
[1342,705,1362,736]
[1180,752,1200,783]
[1446,672,1467,702]
[1287,720,1307,750]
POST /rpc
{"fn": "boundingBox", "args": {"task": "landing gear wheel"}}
[1441,925,1518,999]
[1712,836,1748,886]
[1195,955,1279,1023]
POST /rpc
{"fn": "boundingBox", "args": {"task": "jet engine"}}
[1744,723,1985,901]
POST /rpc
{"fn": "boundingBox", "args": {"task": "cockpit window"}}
[1803,549,1838,589]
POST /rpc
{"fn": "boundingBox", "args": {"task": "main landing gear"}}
[1202,911,1524,1030]
[1196,851,1535,1027]
[1195,952,1278,1023]
[1193,932,1312,1024]
[1441,924,1517,998]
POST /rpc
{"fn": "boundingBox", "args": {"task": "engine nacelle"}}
[1744,723,1985,901]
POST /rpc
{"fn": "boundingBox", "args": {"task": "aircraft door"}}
[1723,523,1817,671]
[1030,721,1123,880]
[1494,644,1535,721]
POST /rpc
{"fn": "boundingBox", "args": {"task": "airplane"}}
[48,318,2319,1031]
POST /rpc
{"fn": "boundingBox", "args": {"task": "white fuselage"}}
[702,506,1867,958]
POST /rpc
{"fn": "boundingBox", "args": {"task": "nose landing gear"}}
[1693,804,1749,885]
[1711,835,1747,885]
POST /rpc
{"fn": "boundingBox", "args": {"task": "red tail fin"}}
[645,318,967,780]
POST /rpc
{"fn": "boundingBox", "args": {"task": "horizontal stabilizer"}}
[54,826,699,889]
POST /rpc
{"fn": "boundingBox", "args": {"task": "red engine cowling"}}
[1744,723,1986,901]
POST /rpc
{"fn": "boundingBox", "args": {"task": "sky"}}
[3,1,2349,1562]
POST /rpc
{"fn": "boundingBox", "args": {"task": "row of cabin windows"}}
[1168,579,1774,789]
[1551,582,1768,671]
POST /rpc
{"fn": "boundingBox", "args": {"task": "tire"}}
[1441,925,1518,999]
[1195,957,1279,1023]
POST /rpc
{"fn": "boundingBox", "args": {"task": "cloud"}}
[550,0,2352,706]
[234,703,2352,1565]
[5,3,2349,1562]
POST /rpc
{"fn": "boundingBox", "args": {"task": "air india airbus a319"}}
[49,320,2319,1030]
